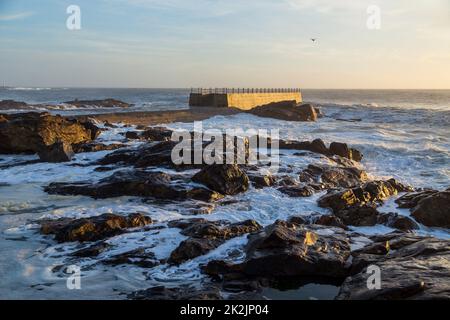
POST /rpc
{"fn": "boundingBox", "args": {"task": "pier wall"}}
[189,91,302,110]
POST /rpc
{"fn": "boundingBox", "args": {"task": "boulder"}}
[0,112,99,154]
[410,190,450,228]
[64,98,132,109]
[279,139,363,162]
[337,234,450,300]
[71,142,126,153]
[247,102,317,122]
[128,285,222,300]
[313,215,348,230]
[377,213,420,231]
[334,204,380,227]
[192,164,249,195]
[102,248,160,268]
[38,141,74,162]
[168,219,262,264]
[329,142,363,162]
[40,213,152,242]
[212,221,351,279]
[45,169,223,202]
[278,185,315,197]
[395,190,438,208]
[300,164,368,189]
[318,179,412,214]
[247,173,276,189]
[0,100,30,111]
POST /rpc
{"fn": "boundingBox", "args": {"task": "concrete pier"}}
[189,88,302,110]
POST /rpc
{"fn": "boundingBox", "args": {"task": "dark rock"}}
[140,127,173,141]
[168,219,262,264]
[103,248,159,268]
[377,213,420,231]
[97,140,182,169]
[329,142,363,162]
[300,164,368,189]
[314,215,348,230]
[337,234,450,300]
[40,213,152,242]
[192,164,249,196]
[318,179,412,214]
[248,173,276,189]
[410,190,450,228]
[125,131,140,140]
[0,100,30,111]
[45,169,223,202]
[72,241,112,257]
[278,185,315,197]
[71,142,126,153]
[395,190,438,208]
[168,238,222,265]
[64,98,132,109]
[220,221,351,279]
[286,216,308,225]
[38,141,74,162]
[247,101,317,122]
[318,189,360,212]
[0,112,98,154]
[128,285,222,300]
[279,139,363,162]
[335,204,380,227]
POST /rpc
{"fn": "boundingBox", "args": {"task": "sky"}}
[0,0,449,89]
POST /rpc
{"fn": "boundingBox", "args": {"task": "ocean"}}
[0,88,449,299]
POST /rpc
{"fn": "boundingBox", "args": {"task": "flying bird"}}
[311,38,317,43]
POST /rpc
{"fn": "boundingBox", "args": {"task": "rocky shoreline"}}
[0,102,449,300]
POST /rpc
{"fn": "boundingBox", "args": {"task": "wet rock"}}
[207,221,351,279]
[286,215,309,225]
[71,142,126,153]
[395,190,438,208]
[192,164,249,196]
[377,213,420,231]
[318,179,411,213]
[247,101,317,122]
[45,169,223,202]
[318,189,360,212]
[313,215,348,230]
[247,173,276,189]
[169,238,223,265]
[168,219,262,264]
[140,127,173,141]
[0,100,30,111]
[125,131,140,140]
[38,141,74,162]
[40,213,152,242]
[337,234,450,300]
[279,139,363,162]
[97,140,184,169]
[334,204,380,227]
[300,164,368,188]
[278,185,315,197]
[128,285,222,300]
[410,190,450,228]
[0,112,99,154]
[103,248,160,268]
[72,241,112,257]
[329,142,363,162]
[64,98,132,109]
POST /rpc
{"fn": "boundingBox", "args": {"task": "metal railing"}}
[190,88,301,94]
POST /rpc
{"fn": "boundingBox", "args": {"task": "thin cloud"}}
[0,11,34,22]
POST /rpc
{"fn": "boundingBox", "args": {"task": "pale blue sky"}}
[0,0,449,88]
